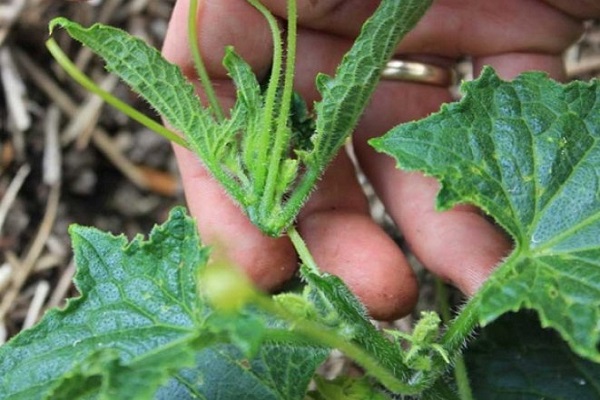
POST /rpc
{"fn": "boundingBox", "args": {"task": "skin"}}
[162,0,600,320]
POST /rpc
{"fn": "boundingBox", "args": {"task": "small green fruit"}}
[201,262,258,312]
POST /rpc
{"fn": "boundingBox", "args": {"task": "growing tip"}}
[48,17,69,35]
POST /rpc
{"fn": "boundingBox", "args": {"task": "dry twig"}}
[22,280,50,330]
[0,163,30,233]
[0,47,30,158]
[567,56,600,78]
[61,73,118,148]
[47,260,76,309]
[0,0,26,46]
[0,109,62,324]
[14,49,178,196]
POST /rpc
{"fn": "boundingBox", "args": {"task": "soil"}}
[0,0,599,349]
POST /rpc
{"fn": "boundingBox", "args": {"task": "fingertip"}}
[173,146,298,291]
[444,217,513,296]
[299,211,418,321]
[395,181,513,298]
[162,0,272,79]
[217,234,298,291]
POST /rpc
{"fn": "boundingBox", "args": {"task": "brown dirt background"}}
[0,0,599,346]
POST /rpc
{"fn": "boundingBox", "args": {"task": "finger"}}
[255,0,378,36]
[297,151,418,320]
[162,0,273,79]
[353,79,512,295]
[473,52,566,81]
[164,0,583,83]
[259,0,581,57]
[542,0,600,19]
[172,144,297,290]
[163,1,297,290]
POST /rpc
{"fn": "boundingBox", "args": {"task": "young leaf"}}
[284,0,434,227]
[464,312,600,399]
[372,67,600,362]
[48,18,210,147]
[49,0,433,237]
[307,0,433,172]
[47,18,251,223]
[302,268,407,374]
[298,267,438,394]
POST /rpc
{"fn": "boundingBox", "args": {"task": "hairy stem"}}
[436,291,479,359]
[280,168,320,230]
[247,0,284,192]
[285,227,441,394]
[254,296,423,395]
[436,279,474,400]
[287,226,319,274]
[261,0,298,216]
[46,38,189,149]
[188,0,225,122]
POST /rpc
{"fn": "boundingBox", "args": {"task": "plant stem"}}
[46,38,189,149]
[287,226,319,274]
[453,351,474,400]
[280,167,320,229]
[261,0,298,215]
[435,279,452,323]
[254,296,422,395]
[442,295,483,364]
[188,0,225,122]
[436,279,474,400]
[247,0,283,192]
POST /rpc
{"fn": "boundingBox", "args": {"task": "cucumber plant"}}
[1,0,599,399]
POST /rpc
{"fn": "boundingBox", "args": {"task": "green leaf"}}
[46,342,197,400]
[307,0,432,171]
[47,18,252,218]
[0,207,207,399]
[160,344,328,400]
[299,267,424,392]
[278,0,433,232]
[371,67,600,362]
[49,18,211,147]
[302,268,405,370]
[0,208,327,399]
[464,312,600,399]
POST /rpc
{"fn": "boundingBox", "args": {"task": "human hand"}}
[162,0,599,320]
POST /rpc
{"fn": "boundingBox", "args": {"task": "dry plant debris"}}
[0,0,179,343]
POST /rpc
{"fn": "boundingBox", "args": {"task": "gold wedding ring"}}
[381,59,456,87]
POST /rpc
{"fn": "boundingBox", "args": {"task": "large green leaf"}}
[464,312,600,399]
[0,208,326,399]
[0,207,206,399]
[371,67,600,362]
[45,343,200,400]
